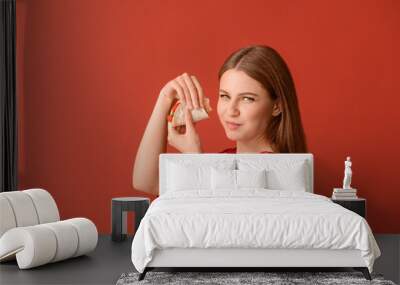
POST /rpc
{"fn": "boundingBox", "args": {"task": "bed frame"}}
[138,154,372,281]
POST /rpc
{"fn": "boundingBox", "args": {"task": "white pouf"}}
[0,189,98,269]
[0,196,17,237]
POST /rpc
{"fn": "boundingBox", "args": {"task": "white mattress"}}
[131,189,381,273]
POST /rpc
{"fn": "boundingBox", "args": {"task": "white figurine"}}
[342,156,352,189]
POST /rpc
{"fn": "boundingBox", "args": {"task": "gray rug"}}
[116,271,396,285]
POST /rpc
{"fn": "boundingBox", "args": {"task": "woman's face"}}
[217,69,277,142]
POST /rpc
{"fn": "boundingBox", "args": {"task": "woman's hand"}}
[167,107,202,153]
[158,72,206,110]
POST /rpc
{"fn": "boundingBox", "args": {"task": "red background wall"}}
[15,0,400,233]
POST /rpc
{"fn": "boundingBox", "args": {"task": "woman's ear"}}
[272,99,282,117]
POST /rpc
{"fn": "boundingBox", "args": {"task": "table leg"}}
[112,203,127,241]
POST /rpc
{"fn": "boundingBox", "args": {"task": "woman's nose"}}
[227,102,240,116]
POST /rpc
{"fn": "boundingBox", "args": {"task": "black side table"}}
[111,197,150,242]
[331,198,366,218]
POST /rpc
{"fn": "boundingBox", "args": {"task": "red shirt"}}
[219,147,273,154]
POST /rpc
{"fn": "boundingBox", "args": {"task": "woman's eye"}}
[243,97,255,102]
[219,95,254,102]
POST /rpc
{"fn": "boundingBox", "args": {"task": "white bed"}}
[131,154,380,281]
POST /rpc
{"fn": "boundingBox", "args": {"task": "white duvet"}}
[131,189,380,273]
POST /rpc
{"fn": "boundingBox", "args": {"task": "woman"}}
[132,45,307,195]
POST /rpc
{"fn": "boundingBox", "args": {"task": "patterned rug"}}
[116,271,396,285]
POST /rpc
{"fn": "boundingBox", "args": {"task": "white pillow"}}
[167,160,235,192]
[265,162,307,191]
[211,168,267,190]
[237,169,267,188]
[211,168,236,189]
[237,159,308,191]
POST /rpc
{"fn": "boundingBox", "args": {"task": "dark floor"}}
[0,235,399,285]
[0,235,134,285]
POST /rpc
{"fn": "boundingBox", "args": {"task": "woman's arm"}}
[132,94,172,196]
[132,73,206,196]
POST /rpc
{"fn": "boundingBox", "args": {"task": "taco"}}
[167,98,212,127]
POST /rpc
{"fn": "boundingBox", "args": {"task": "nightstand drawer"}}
[331,198,366,218]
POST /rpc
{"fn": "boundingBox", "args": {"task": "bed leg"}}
[362,267,372,280]
[138,268,148,281]
[354,267,371,280]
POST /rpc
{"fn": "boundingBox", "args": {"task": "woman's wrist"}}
[155,93,174,115]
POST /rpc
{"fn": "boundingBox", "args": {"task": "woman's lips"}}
[226,122,242,130]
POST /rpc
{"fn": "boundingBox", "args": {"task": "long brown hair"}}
[218,45,308,153]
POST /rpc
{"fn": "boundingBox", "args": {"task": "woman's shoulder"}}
[219,147,236,153]
[219,147,274,154]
